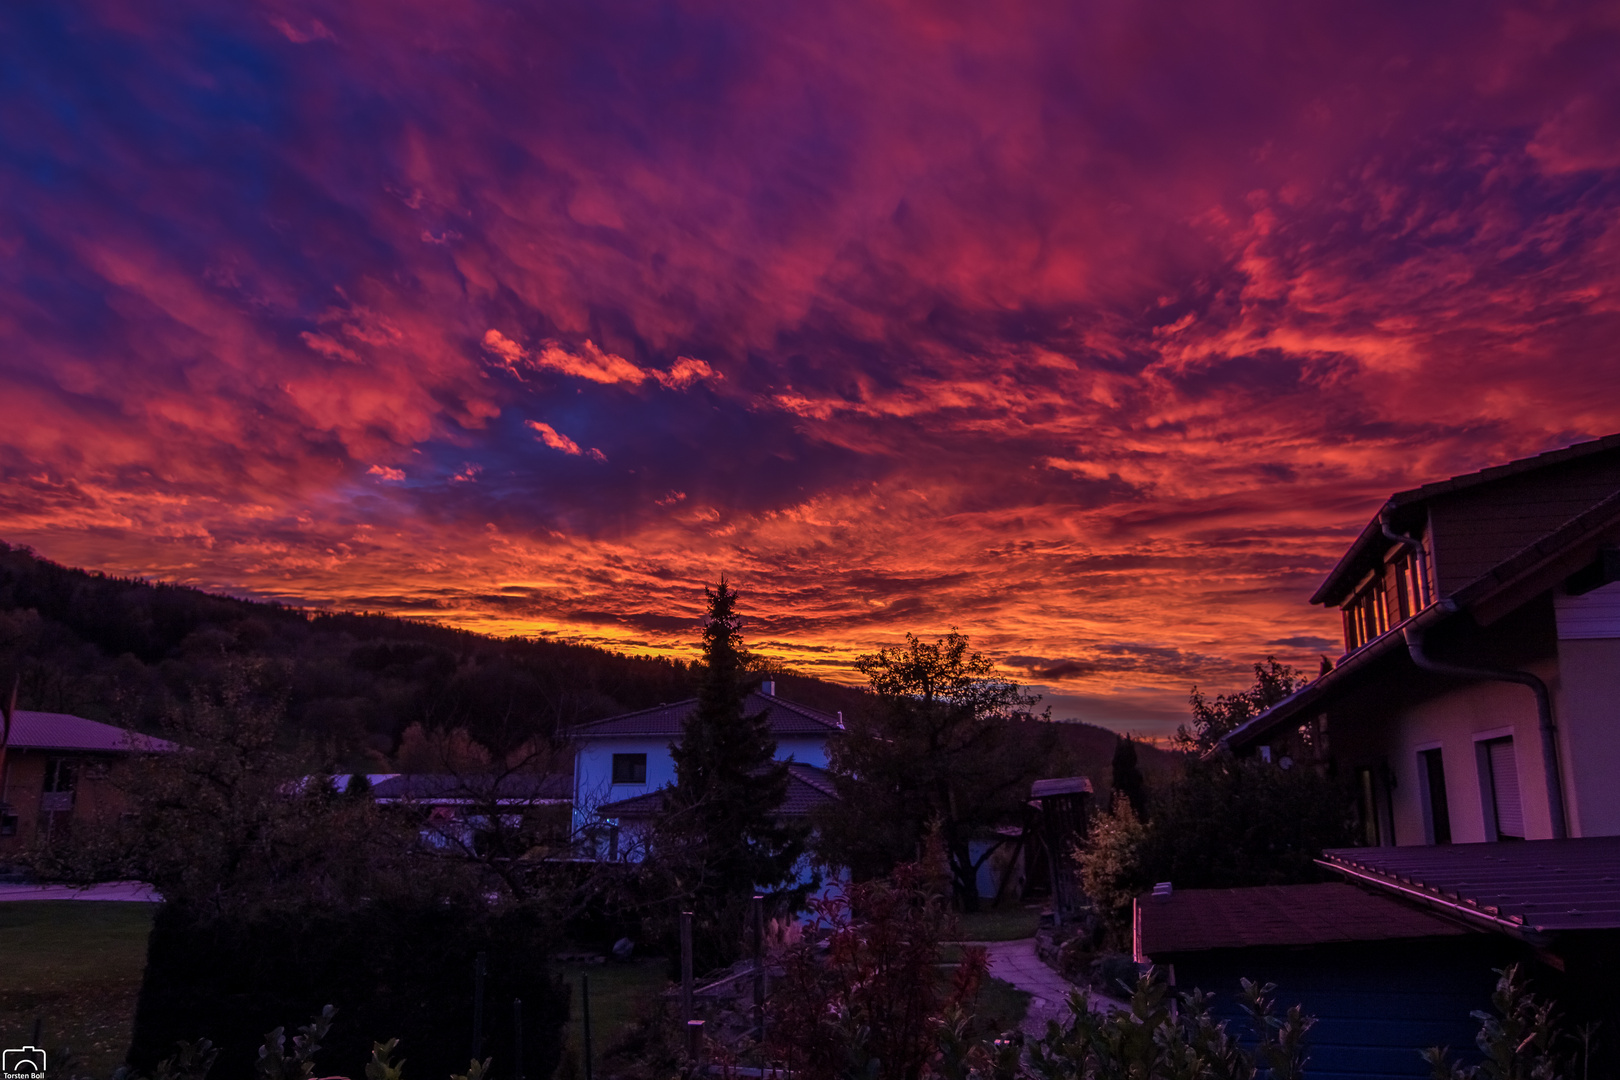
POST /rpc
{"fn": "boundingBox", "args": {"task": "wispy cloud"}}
[2,0,1619,732]
[526,420,607,462]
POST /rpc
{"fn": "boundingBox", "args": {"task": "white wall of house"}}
[1380,661,1563,846]
[572,733,832,830]
[1553,582,1620,838]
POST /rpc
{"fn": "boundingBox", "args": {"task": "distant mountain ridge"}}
[0,540,1176,785]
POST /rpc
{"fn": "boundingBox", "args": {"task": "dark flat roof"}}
[1321,837,1620,934]
[599,762,838,819]
[563,691,844,739]
[1136,883,1467,957]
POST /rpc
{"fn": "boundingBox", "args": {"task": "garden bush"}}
[128,899,569,1080]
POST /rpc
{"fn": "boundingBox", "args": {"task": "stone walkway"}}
[0,880,159,902]
[970,938,1125,1037]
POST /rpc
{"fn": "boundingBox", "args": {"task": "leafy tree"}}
[817,630,1052,911]
[659,578,805,965]
[1142,756,1350,887]
[1109,735,1148,818]
[1080,795,1151,943]
[1177,657,1308,753]
[768,851,987,1080]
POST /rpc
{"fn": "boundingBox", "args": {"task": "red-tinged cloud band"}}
[3,1,1620,733]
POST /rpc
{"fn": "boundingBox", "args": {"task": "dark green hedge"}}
[128,900,569,1080]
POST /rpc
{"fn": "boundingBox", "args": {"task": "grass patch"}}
[554,960,671,1073]
[0,901,157,1079]
[972,975,1032,1035]
[953,906,1041,942]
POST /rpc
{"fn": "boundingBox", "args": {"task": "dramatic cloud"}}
[3,0,1619,733]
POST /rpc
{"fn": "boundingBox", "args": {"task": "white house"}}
[564,679,843,853]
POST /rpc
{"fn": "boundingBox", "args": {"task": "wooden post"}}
[472,951,488,1062]
[680,911,695,1027]
[582,974,594,1080]
[686,1019,705,1065]
[751,894,765,1042]
[513,997,524,1080]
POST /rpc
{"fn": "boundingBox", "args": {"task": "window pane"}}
[612,753,647,784]
[1487,738,1524,839]
[1421,748,1451,845]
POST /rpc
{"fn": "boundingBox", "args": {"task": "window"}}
[611,753,647,785]
[1480,737,1524,840]
[1343,584,1390,652]
[44,758,76,793]
[1418,748,1452,845]
[1356,766,1382,846]
[0,812,16,837]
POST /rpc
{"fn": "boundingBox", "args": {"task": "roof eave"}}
[1221,602,1451,751]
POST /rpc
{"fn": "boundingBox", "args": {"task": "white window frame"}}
[1472,727,1519,842]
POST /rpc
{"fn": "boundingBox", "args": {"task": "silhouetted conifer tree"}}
[1110,734,1148,817]
[663,578,803,967]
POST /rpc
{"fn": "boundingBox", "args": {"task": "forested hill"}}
[0,541,861,767]
[0,541,1174,780]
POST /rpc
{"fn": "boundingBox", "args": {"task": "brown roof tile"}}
[563,692,843,740]
[1322,837,1620,934]
[1136,883,1467,957]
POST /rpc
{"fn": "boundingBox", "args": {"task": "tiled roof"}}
[563,692,844,739]
[1225,486,1620,751]
[598,762,840,819]
[3,710,177,753]
[1135,883,1467,957]
[1313,433,1620,606]
[1321,837,1620,934]
[367,772,572,802]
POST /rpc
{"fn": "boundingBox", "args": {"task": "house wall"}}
[572,733,831,828]
[1376,661,1563,845]
[1166,937,1523,1080]
[0,750,130,857]
[1552,583,1620,837]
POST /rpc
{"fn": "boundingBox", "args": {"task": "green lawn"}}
[554,960,671,1074]
[0,901,158,1080]
[953,906,1041,941]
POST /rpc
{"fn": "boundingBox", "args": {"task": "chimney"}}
[761,680,776,697]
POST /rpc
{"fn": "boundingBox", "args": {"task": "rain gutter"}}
[1381,505,1568,839]
[1314,856,1539,941]
[1402,612,1568,839]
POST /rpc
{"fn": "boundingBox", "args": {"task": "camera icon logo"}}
[3,1046,47,1078]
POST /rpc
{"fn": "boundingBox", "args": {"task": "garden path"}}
[972,938,1126,1036]
[0,880,159,901]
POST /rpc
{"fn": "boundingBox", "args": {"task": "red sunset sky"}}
[3,2,1620,734]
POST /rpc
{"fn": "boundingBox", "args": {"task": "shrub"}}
[767,860,986,1080]
[1079,795,1149,944]
[1422,964,1596,1080]
[127,899,569,1080]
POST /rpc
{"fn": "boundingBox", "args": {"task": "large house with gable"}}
[0,710,177,857]
[1224,432,1620,847]
[1131,435,1620,1077]
[564,679,843,857]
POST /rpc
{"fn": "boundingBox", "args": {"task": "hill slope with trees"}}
[0,540,1174,779]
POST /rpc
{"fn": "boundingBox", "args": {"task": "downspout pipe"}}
[1381,507,1568,840]
[1380,502,1432,607]
[1403,608,1568,840]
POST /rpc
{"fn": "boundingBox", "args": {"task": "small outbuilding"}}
[1134,882,1520,1080]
